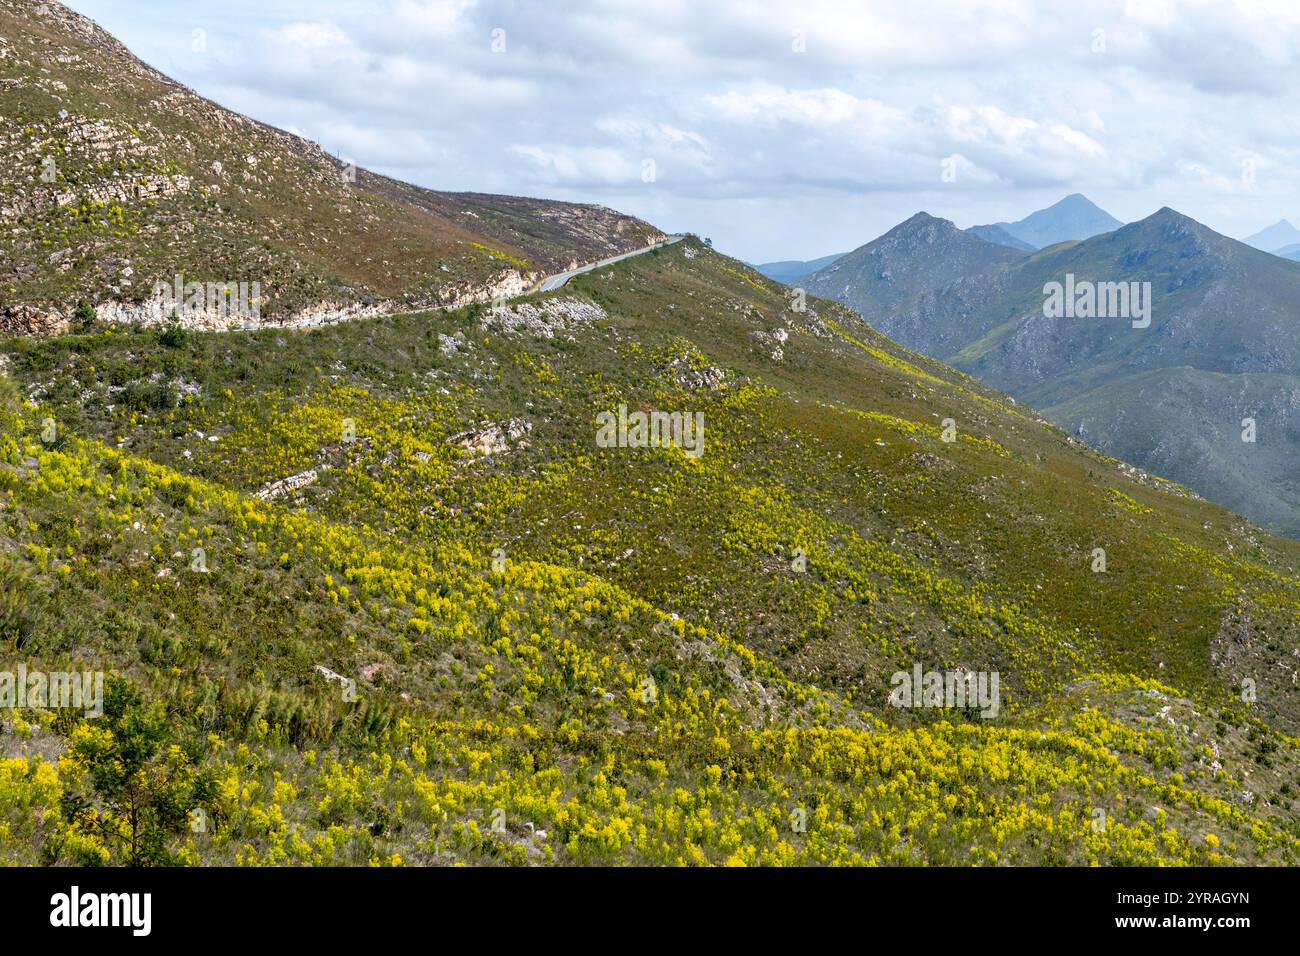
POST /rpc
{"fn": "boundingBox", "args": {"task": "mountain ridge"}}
[854,204,1300,535]
[0,0,663,334]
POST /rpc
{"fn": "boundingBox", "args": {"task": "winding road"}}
[535,234,687,292]
[204,234,688,333]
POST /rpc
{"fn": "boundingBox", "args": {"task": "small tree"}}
[158,320,189,349]
[73,299,96,332]
[57,678,214,866]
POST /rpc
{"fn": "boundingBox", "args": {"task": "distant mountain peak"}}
[1144,206,1199,226]
[970,194,1123,250]
[1244,218,1300,252]
[965,223,1036,252]
[882,212,979,247]
[892,211,953,235]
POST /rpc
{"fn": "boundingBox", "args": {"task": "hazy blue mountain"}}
[752,252,846,283]
[965,224,1036,251]
[971,194,1123,250]
[1271,242,1300,261]
[1244,220,1300,252]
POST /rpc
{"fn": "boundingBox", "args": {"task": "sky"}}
[62,0,1300,262]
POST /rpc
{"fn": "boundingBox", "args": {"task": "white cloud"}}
[64,0,1300,260]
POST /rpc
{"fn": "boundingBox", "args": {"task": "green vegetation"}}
[3,238,1300,866]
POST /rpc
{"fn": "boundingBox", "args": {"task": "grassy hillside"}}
[0,0,661,333]
[3,237,1300,866]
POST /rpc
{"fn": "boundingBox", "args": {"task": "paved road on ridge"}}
[202,234,689,333]
[535,234,687,291]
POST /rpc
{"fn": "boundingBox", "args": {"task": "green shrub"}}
[0,555,46,650]
[73,299,97,332]
[158,322,190,349]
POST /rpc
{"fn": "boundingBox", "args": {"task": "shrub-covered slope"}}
[3,238,1300,866]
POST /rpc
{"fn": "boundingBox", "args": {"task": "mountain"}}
[1244,219,1300,251]
[752,252,846,283]
[10,229,1300,866]
[867,207,1300,536]
[970,193,1123,249]
[0,1,662,335]
[802,212,1027,325]
[4,0,1300,869]
[964,223,1035,251]
[1272,242,1300,260]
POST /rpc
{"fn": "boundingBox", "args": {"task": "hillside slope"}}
[2,0,1299,870]
[0,0,661,335]
[4,236,1300,866]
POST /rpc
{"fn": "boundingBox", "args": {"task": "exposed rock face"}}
[748,327,789,361]
[479,297,606,339]
[359,661,398,683]
[84,269,537,333]
[663,355,728,390]
[255,467,321,501]
[0,306,70,337]
[438,332,470,356]
[437,270,535,310]
[94,294,390,332]
[448,419,532,457]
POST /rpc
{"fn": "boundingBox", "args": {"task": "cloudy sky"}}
[66,0,1300,262]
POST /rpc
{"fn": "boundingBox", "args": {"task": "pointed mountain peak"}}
[971,194,1123,250]
[1117,207,1220,246]
[887,211,961,237]
[1244,218,1300,251]
[898,211,952,228]
[1053,193,1097,208]
[1147,206,1196,223]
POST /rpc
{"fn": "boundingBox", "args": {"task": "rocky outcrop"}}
[448,419,532,457]
[663,355,728,390]
[437,270,535,310]
[84,269,538,334]
[748,327,789,361]
[480,297,606,339]
[255,467,321,501]
[0,306,71,337]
